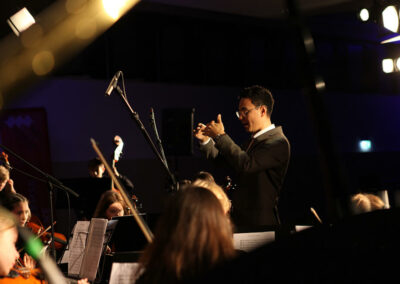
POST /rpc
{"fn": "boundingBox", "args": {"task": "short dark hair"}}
[88,157,103,172]
[239,85,274,116]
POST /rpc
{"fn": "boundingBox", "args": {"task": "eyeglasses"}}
[235,106,260,118]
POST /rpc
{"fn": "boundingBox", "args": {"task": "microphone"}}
[105,71,122,96]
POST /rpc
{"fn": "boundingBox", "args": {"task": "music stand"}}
[109,214,148,252]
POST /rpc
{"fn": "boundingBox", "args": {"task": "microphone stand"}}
[149,107,169,171]
[111,85,178,192]
[0,143,79,259]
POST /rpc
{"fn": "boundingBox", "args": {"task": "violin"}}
[26,221,67,251]
[1,251,44,283]
[0,267,45,283]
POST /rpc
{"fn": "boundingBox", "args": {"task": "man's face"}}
[237,98,264,133]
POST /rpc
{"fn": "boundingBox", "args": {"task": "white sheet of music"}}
[109,262,141,284]
[295,225,312,232]
[233,231,275,252]
[68,221,90,276]
[79,218,108,281]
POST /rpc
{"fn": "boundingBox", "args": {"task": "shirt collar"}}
[253,124,275,139]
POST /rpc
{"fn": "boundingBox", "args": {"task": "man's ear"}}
[260,105,268,117]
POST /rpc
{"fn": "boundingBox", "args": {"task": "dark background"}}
[1,0,400,235]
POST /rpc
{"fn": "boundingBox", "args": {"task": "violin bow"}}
[90,138,154,242]
[19,222,56,253]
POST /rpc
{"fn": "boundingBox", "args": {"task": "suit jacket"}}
[200,126,290,227]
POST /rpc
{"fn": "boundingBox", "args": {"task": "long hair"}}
[137,186,236,284]
[92,190,128,219]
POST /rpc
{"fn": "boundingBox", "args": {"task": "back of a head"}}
[365,193,385,211]
[88,157,104,177]
[239,85,274,117]
[193,171,215,183]
[351,193,371,214]
[88,157,102,170]
[191,179,231,215]
[137,186,235,284]
[351,193,386,215]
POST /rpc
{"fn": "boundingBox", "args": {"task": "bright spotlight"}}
[382,58,394,73]
[359,140,372,152]
[382,5,399,33]
[396,58,400,71]
[6,7,35,36]
[359,8,370,22]
[102,0,129,20]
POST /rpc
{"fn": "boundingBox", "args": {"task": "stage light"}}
[102,0,130,20]
[359,8,370,22]
[6,7,35,36]
[396,57,400,70]
[359,140,372,152]
[382,5,399,33]
[381,34,400,44]
[382,58,394,73]
[0,0,141,98]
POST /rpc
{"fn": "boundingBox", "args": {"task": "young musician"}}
[136,186,236,283]
[1,193,31,227]
[93,190,129,220]
[0,165,16,194]
[0,207,19,277]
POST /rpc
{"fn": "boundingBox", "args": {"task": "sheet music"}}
[60,249,69,264]
[233,231,275,252]
[295,225,312,232]
[68,221,90,276]
[109,263,141,284]
[79,218,108,281]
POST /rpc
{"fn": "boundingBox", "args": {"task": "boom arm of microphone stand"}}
[10,166,79,197]
[113,85,178,191]
[0,143,79,198]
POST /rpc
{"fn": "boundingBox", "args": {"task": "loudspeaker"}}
[162,108,195,156]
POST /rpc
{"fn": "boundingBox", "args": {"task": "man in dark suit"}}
[194,85,290,228]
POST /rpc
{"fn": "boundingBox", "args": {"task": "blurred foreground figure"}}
[135,186,236,284]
